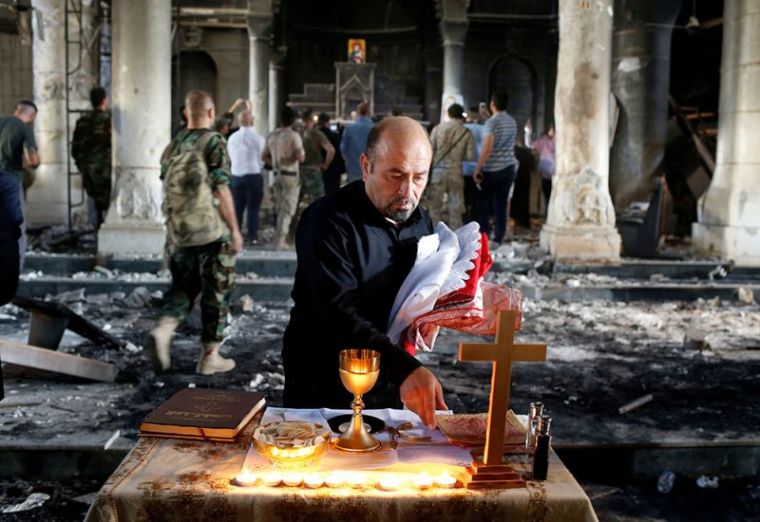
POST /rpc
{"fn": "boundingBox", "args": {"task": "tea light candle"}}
[378,475,401,491]
[261,472,282,487]
[434,474,457,489]
[304,473,324,489]
[282,472,303,487]
[413,473,433,490]
[345,472,365,488]
[325,471,346,488]
[234,470,257,487]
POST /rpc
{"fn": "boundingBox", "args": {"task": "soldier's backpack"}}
[161,131,226,247]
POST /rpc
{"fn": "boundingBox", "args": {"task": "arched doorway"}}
[488,56,536,136]
[171,50,218,130]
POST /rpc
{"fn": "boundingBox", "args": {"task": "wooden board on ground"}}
[0,339,118,382]
[12,296,125,350]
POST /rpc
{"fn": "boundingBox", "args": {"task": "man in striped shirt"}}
[473,91,519,244]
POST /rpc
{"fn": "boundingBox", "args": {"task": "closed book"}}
[139,388,265,440]
[138,432,239,443]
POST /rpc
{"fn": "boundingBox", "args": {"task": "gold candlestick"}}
[335,349,381,452]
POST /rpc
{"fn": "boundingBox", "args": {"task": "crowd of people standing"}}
[219,92,556,251]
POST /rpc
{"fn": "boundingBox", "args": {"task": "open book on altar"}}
[139,388,265,441]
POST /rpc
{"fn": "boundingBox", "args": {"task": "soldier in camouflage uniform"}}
[291,109,334,237]
[145,90,244,376]
[263,106,305,249]
[72,87,112,228]
[422,103,476,229]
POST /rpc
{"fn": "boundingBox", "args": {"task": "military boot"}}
[145,316,179,372]
[196,342,236,375]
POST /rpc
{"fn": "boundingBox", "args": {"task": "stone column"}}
[247,14,272,136]
[27,1,99,227]
[439,18,467,115]
[609,0,680,210]
[692,0,760,265]
[424,48,443,125]
[540,0,621,261]
[98,0,171,257]
[26,1,67,226]
[268,46,285,131]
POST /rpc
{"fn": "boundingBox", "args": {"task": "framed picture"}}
[348,39,366,64]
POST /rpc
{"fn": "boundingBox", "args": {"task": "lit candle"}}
[262,472,282,487]
[325,471,346,488]
[413,473,433,490]
[434,474,457,489]
[282,472,303,487]
[378,475,401,491]
[346,472,365,488]
[234,470,257,487]
[304,473,324,489]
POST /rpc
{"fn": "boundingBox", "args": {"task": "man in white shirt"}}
[227,110,265,245]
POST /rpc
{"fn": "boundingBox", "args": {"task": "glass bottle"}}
[532,415,552,481]
[525,402,544,456]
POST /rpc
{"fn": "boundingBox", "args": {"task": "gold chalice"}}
[335,348,381,452]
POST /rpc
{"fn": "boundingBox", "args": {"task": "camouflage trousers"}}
[423,167,465,229]
[272,173,300,249]
[81,164,112,212]
[161,240,236,342]
[290,166,325,238]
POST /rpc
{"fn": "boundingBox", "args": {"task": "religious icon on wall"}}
[348,39,366,64]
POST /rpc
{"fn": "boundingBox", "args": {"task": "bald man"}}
[147,90,243,376]
[283,116,447,428]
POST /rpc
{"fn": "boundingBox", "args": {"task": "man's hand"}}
[400,366,448,429]
[473,170,483,184]
[230,230,244,254]
[214,185,243,254]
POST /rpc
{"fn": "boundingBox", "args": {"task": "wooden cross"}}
[459,310,547,469]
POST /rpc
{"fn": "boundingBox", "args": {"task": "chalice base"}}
[335,415,381,452]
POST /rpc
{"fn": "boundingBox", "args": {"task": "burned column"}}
[609,0,680,210]
[247,2,273,136]
[540,0,621,261]
[26,1,66,226]
[440,20,467,105]
[692,0,760,265]
[268,46,285,132]
[97,0,171,257]
[439,0,468,115]
[26,0,97,226]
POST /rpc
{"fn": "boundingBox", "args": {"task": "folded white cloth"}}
[387,221,482,345]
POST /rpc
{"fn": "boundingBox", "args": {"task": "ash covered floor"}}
[1,294,758,448]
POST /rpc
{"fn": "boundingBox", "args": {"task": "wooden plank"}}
[669,95,715,173]
[12,296,124,351]
[0,339,118,383]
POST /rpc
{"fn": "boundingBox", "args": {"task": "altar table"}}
[86,408,598,522]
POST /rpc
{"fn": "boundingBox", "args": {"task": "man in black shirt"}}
[283,116,447,429]
[317,112,345,195]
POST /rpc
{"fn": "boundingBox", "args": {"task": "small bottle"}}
[532,416,552,481]
[525,402,544,456]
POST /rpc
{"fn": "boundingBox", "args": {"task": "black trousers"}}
[542,178,553,213]
[231,173,264,241]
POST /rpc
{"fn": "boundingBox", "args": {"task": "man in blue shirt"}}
[473,92,519,245]
[339,101,374,183]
